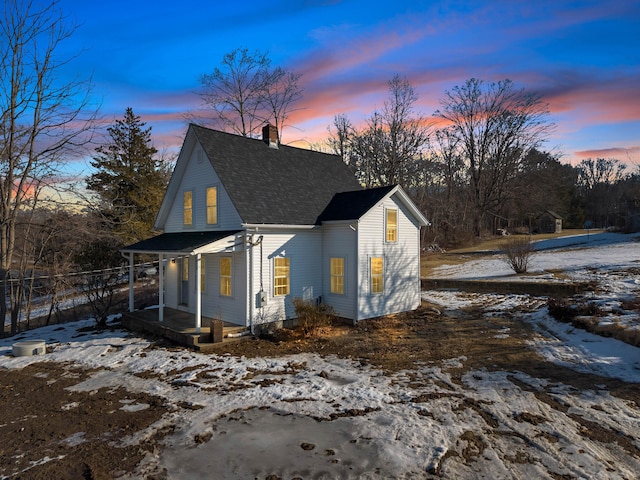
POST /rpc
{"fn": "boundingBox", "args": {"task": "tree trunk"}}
[0,269,6,336]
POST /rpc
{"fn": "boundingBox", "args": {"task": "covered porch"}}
[121,307,249,352]
[120,230,245,340]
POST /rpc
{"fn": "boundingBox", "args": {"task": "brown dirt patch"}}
[0,362,168,479]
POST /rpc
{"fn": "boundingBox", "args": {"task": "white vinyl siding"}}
[357,195,421,320]
[163,144,242,233]
[161,252,247,327]
[321,224,357,318]
[203,252,246,326]
[249,231,322,326]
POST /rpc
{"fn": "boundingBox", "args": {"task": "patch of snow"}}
[62,432,87,447]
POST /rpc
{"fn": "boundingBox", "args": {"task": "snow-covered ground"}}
[1,231,639,479]
[430,231,640,334]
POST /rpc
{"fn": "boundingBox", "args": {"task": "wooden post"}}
[211,319,223,343]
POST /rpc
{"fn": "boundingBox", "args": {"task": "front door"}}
[180,257,189,306]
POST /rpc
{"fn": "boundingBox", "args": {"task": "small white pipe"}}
[227,330,251,338]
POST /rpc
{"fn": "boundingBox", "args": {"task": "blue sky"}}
[57,0,639,172]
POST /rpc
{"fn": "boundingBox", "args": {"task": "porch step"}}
[121,310,252,352]
[191,327,251,353]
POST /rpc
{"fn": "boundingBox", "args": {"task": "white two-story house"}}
[122,124,429,333]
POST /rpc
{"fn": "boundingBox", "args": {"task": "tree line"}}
[324,76,638,247]
[1,0,637,334]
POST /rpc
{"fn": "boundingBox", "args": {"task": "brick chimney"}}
[262,123,278,149]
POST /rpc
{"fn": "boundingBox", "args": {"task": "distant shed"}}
[538,210,562,234]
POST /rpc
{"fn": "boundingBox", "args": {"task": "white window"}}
[330,257,344,294]
[370,257,383,294]
[183,191,193,226]
[207,186,218,225]
[386,208,397,242]
[273,257,290,296]
[220,257,232,296]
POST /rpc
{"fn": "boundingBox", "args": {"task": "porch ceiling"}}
[121,230,243,255]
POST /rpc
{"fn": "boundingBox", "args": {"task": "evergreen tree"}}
[87,108,170,243]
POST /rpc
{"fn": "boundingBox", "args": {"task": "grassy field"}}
[421,228,603,277]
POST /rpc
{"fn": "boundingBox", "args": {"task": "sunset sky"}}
[57,0,639,173]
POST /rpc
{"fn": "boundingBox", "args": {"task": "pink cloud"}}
[538,75,640,126]
[574,146,640,162]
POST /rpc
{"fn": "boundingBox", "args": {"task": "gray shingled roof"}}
[122,230,241,253]
[192,125,362,225]
[317,185,396,223]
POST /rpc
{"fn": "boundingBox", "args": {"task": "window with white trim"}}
[183,191,193,225]
[330,257,344,294]
[370,257,383,294]
[273,257,290,296]
[206,186,218,225]
[386,208,397,242]
[220,257,232,296]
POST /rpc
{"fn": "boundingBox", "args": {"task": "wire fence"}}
[2,261,160,336]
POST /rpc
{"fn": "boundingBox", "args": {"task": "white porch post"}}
[128,252,134,312]
[158,253,164,322]
[195,253,202,333]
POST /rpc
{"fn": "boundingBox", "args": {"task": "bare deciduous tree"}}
[419,127,471,247]
[379,75,430,189]
[198,47,303,142]
[0,0,96,334]
[328,75,429,189]
[74,235,126,328]
[326,114,354,169]
[199,48,271,138]
[262,68,303,143]
[434,78,553,236]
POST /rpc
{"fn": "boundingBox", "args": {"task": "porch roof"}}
[121,230,243,255]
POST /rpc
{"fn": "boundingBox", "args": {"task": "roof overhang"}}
[388,186,431,227]
[121,230,244,256]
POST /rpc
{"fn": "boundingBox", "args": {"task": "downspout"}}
[195,253,201,333]
[354,220,360,324]
[248,233,253,334]
[246,233,264,335]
